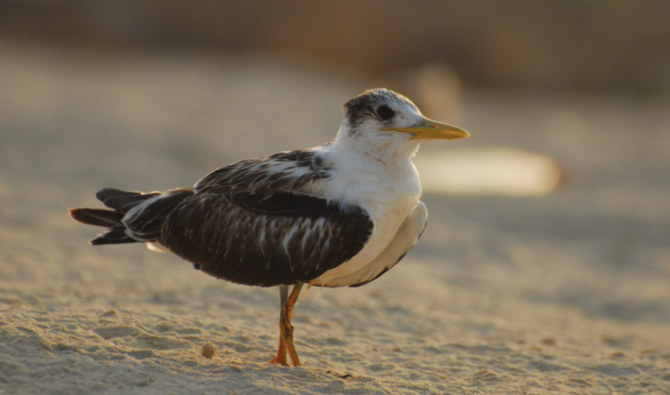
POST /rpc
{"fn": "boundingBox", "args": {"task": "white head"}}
[335,88,469,158]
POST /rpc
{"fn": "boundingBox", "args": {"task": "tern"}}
[70,88,469,366]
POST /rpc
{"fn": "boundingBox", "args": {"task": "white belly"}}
[311,197,421,287]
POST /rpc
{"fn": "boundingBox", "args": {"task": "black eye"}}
[376,105,395,120]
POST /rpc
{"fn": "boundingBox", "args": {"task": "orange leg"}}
[269,283,304,366]
[269,334,288,365]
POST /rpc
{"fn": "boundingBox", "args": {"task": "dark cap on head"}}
[343,88,410,127]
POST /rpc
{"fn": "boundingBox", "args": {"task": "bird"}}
[69,88,469,366]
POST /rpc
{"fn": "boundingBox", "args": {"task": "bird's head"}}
[336,88,469,155]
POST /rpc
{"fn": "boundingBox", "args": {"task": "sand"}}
[1,42,669,394]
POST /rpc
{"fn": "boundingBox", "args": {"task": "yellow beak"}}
[384,117,470,140]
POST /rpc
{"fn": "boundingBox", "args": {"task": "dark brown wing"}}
[160,191,373,286]
[159,147,373,286]
[195,149,331,197]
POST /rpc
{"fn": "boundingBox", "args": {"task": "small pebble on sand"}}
[201,342,216,359]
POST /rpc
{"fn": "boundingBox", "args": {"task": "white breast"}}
[309,143,423,286]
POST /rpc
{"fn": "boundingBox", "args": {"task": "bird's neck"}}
[325,130,423,205]
[332,127,421,167]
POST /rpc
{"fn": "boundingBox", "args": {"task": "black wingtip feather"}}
[70,207,140,245]
[90,227,137,245]
[69,208,123,227]
[96,188,160,213]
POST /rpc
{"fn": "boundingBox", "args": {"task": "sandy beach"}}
[1,43,669,394]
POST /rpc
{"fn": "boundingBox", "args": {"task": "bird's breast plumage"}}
[307,144,425,287]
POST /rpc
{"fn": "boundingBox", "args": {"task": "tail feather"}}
[96,188,160,213]
[69,208,123,227]
[91,227,136,245]
[70,187,193,246]
[70,207,136,245]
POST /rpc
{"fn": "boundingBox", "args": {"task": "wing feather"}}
[160,192,373,286]
[195,149,331,197]
[158,147,374,287]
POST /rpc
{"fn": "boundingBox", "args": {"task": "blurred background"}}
[2,0,670,93]
[2,0,669,193]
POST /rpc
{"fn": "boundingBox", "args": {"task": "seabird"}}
[69,88,469,366]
